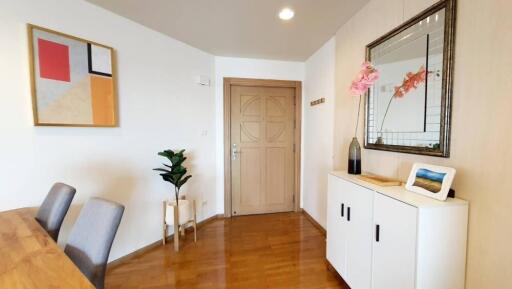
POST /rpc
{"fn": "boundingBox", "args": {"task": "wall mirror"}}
[365,0,455,157]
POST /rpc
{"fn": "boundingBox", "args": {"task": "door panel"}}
[265,147,286,205]
[231,85,295,215]
[241,122,260,143]
[372,193,418,289]
[240,147,262,208]
[326,175,348,277]
[344,182,374,289]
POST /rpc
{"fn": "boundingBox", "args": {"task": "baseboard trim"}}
[300,208,326,236]
[107,240,162,272]
[107,214,224,270]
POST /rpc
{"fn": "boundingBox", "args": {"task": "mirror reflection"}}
[367,8,445,149]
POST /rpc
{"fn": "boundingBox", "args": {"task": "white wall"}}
[302,38,335,228]
[213,57,304,214]
[333,0,512,287]
[0,0,217,261]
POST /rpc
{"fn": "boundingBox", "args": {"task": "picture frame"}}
[28,24,118,127]
[405,163,456,201]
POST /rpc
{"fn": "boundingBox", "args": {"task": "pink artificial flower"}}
[349,61,380,96]
[393,66,428,98]
[350,80,368,95]
[393,86,405,98]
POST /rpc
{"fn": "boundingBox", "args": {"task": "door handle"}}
[376,224,380,242]
[347,207,351,222]
[341,203,344,218]
[232,144,240,160]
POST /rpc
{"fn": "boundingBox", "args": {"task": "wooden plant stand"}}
[162,198,197,252]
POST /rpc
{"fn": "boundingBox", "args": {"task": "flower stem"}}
[379,95,394,132]
[355,94,362,137]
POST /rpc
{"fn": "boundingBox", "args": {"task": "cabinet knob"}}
[376,224,380,242]
[341,203,344,218]
[347,207,351,221]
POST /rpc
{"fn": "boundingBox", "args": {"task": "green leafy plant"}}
[153,149,192,205]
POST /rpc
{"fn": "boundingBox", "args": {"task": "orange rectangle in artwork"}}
[90,75,115,125]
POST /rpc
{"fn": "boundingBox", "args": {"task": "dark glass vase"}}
[348,137,361,175]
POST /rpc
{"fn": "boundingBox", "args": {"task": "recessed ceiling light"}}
[279,8,295,21]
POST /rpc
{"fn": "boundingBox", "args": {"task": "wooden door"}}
[326,175,348,277]
[230,85,295,216]
[344,181,374,289]
[372,193,418,289]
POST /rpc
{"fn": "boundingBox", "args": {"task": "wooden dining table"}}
[0,208,95,289]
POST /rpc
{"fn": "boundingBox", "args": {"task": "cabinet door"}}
[372,193,418,289]
[326,175,348,276]
[344,182,374,289]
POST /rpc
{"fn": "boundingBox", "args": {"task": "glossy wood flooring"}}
[106,212,349,289]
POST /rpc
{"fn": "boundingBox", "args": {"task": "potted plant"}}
[154,149,193,250]
[154,149,192,205]
[348,61,379,174]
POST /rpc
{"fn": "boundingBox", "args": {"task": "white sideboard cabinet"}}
[327,171,468,289]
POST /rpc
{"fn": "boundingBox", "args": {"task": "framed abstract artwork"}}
[405,163,456,201]
[28,24,117,127]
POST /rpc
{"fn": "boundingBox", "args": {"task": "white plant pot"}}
[165,199,192,226]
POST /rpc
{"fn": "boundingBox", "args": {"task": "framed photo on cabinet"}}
[405,163,456,201]
[28,24,118,127]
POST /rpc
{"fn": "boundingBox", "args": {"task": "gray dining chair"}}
[64,197,124,289]
[35,182,76,241]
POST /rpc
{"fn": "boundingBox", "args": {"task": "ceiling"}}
[86,0,368,61]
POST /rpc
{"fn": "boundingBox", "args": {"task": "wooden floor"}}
[106,212,349,289]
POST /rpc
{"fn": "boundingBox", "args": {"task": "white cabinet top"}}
[330,171,468,208]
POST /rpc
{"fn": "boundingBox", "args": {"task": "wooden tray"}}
[357,174,402,187]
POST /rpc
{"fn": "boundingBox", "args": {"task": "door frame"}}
[223,77,302,217]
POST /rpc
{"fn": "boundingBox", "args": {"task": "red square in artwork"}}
[38,38,70,82]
